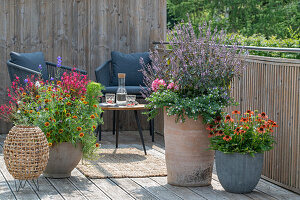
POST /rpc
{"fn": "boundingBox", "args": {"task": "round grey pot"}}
[43,142,82,178]
[215,150,264,194]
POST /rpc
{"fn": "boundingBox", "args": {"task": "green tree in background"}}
[167,0,300,39]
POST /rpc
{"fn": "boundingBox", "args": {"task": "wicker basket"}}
[3,126,49,180]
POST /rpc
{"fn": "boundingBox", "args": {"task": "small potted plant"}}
[35,70,104,178]
[208,110,278,193]
[141,20,246,186]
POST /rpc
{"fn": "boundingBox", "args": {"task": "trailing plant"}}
[142,19,245,123]
[209,110,278,155]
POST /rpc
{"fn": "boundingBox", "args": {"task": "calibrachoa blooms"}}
[209,110,277,155]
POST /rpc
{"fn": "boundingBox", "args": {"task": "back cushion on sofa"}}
[111,51,151,86]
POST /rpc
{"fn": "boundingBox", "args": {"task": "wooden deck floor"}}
[0,131,299,200]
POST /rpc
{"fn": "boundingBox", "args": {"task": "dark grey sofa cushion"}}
[110,51,150,86]
[10,51,48,80]
[104,86,147,95]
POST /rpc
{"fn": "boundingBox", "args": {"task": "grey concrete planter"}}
[43,142,82,178]
[215,150,264,193]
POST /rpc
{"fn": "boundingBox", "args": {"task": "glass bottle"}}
[116,73,127,106]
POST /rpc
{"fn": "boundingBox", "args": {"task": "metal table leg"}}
[151,119,154,142]
[134,110,147,155]
[98,112,103,141]
[113,110,116,135]
[115,110,119,148]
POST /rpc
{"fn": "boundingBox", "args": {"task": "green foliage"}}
[209,110,277,155]
[145,87,236,124]
[167,0,300,39]
[226,33,300,59]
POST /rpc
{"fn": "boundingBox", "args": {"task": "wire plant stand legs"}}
[14,178,39,192]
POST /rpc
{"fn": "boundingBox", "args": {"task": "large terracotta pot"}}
[43,142,82,178]
[164,108,215,186]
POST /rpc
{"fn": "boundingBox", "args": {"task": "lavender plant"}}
[142,20,246,123]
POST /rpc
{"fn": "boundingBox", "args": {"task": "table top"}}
[100,104,146,111]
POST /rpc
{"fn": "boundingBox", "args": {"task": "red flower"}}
[234,127,241,135]
[272,122,278,127]
[240,117,248,123]
[223,135,232,142]
[258,112,268,119]
[257,126,265,133]
[232,110,241,115]
[225,115,234,123]
[206,124,214,131]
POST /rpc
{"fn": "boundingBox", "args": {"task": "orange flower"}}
[93,104,98,108]
[206,124,214,131]
[79,132,84,137]
[257,126,265,133]
[243,125,250,129]
[240,130,246,134]
[214,116,222,123]
[58,97,63,101]
[95,113,99,117]
[22,92,26,96]
[208,132,215,138]
[46,132,50,138]
[45,99,50,103]
[59,129,63,133]
[234,127,241,135]
[240,117,248,123]
[258,112,268,119]
[216,130,224,136]
[95,143,100,148]
[57,88,60,92]
[272,122,278,127]
[80,98,85,101]
[77,127,82,131]
[66,113,71,117]
[48,117,52,121]
[48,142,52,147]
[224,115,234,123]
[90,114,95,119]
[83,101,88,105]
[37,100,41,104]
[232,110,241,115]
[55,111,59,115]
[48,87,52,91]
[245,110,254,116]
[29,110,33,113]
[65,94,70,98]
[223,135,232,142]
[92,125,96,130]
[45,108,49,111]
[57,81,61,85]
[81,96,86,99]
[45,122,50,127]
[35,95,40,99]
[37,112,40,115]
[269,128,274,132]
[52,119,56,122]
[66,102,72,106]
[73,115,78,119]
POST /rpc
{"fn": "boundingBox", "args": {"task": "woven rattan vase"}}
[3,126,49,180]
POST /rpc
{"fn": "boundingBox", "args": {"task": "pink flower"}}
[167,82,174,89]
[151,78,166,92]
[174,85,179,91]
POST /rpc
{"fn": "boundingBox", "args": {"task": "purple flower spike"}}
[38,64,42,70]
[57,56,62,68]
[50,77,54,81]
[24,79,28,83]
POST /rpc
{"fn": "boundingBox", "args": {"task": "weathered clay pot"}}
[216,150,264,193]
[164,108,215,186]
[43,142,82,178]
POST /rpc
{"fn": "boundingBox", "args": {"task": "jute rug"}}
[76,145,167,178]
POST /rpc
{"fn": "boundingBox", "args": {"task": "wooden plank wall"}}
[0,0,167,133]
[227,55,300,193]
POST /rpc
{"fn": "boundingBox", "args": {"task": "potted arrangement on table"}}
[35,69,104,178]
[141,20,246,186]
[0,76,49,182]
[209,110,278,193]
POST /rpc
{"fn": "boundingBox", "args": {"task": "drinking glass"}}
[105,93,115,104]
[126,95,136,107]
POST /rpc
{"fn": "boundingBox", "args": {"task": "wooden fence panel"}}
[227,55,300,193]
[0,0,167,133]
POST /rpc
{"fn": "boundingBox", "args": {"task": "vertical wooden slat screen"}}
[0,0,167,133]
[227,55,300,193]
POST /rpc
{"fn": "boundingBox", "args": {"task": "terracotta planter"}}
[164,108,215,186]
[43,142,82,178]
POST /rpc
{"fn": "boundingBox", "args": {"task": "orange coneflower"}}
[81,96,86,99]
[257,126,265,133]
[245,110,254,116]
[57,81,61,85]
[83,101,88,105]
[240,130,246,134]
[240,117,248,123]
[90,114,95,119]
[58,97,63,101]
[45,99,50,103]
[22,92,26,96]
[206,124,214,131]
[52,119,56,122]
[35,95,40,99]
[269,128,274,132]
[272,122,278,127]
[77,127,82,131]
[66,102,72,106]
[234,127,241,135]
[92,125,96,130]
[46,132,50,138]
[93,104,98,108]
[66,113,71,117]
[45,122,50,127]
[48,87,52,91]
[45,107,49,111]
[79,132,84,137]
[208,132,215,138]
[232,110,241,115]
[48,117,52,121]
[223,135,232,142]
[216,130,224,136]
[95,143,100,148]
[80,98,85,101]
[59,129,63,133]
[214,116,222,123]
[57,88,61,92]
[258,112,268,119]
[37,112,40,115]
[73,115,78,119]
[37,100,41,104]
[225,115,234,123]
[29,110,33,113]
[48,142,53,147]
[243,125,250,129]
[66,94,71,98]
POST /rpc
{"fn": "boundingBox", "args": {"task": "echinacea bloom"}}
[57,81,61,85]
[224,115,234,123]
[240,117,248,123]
[79,132,84,137]
[22,92,26,96]
[37,112,40,115]
[239,130,246,134]
[245,110,254,116]
[95,143,100,147]
[208,132,215,138]
[48,142,52,147]
[46,132,50,138]
[234,127,241,134]
[90,114,95,119]
[66,102,72,106]
[93,125,96,129]
[58,97,63,101]
[45,122,50,127]
[48,87,52,91]
[80,98,85,101]
[223,135,232,142]
[66,94,71,98]
[269,128,274,132]
[35,95,40,99]
[77,127,82,131]
[59,129,64,133]
[206,124,214,131]
[93,104,97,108]
[257,126,265,133]
[29,110,33,113]
[272,122,278,127]
[232,110,241,115]
[216,130,224,136]
[73,115,78,119]
[45,108,49,111]
[214,116,222,123]
[258,112,268,119]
